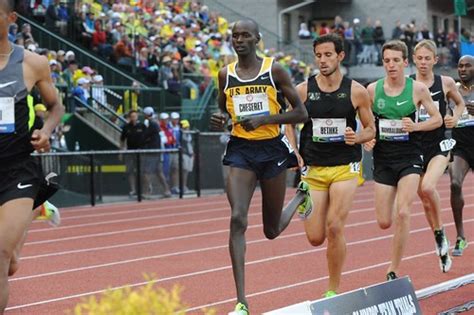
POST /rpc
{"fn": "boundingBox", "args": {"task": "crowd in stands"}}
[299,16,473,67]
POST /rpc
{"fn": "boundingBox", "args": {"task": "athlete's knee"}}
[326,220,344,240]
[306,233,325,246]
[420,181,436,198]
[450,180,463,195]
[377,214,392,229]
[396,209,411,224]
[230,211,248,233]
[263,227,279,240]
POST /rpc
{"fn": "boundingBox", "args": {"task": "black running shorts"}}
[0,156,42,206]
[223,134,297,180]
[374,158,423,186]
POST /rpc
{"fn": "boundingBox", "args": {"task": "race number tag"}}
[232,93,270,121]
[0,97,15,134]
[312,118,346,142]
[456,107,474,128]
[418,101,439,122]
[349,162,361,174]
[379,119,409,141]
[439,139,456,152]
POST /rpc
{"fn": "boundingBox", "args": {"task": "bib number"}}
[349,162,360,174]
[379,119,408,141]
[233,93,270,121]
[0,97,15,134]
[439,139,456,152]
[312,118,346,142]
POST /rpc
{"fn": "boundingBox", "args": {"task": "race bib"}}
[418,101,439,122]
[0,97,15,134]
[379,119,408,141]
[439,139,456,152]
[312,118,346,142]
[456,107,474,128]
[233,93,270,121]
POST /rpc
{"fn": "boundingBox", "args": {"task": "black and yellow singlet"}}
[224,57,282,140]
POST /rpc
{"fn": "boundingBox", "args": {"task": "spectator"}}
[122,80,141,114]
[91,75,107,109]
[373,20,385,65]
[158,112,176,188]
[72,77,90,104]
[319,22,330,36]
[8,23,18,42]
[359,18,375,64]
[298,23,311,39]
[142,107,171,197]
[434,28,447,48]
[180,119,194,193]
[92,20,112,58]
[45,0,69,36]
[113,34,133,67]
[170,112,181,194]
[392,20,403,40]
[159,55,173,89]
[120,110,146,196]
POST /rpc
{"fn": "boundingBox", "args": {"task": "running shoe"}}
[434,228,449,256]
[439,253,452,273]
[36,201,61,227]
[386,271,398,281]
[323,290,337,298]
[452,237,468,256]
[296,181,312,219]
[234,302,249,315]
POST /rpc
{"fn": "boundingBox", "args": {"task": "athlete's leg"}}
[304,190,330,246]
[260,171,306,239]
[326,178,358,292]
[227,167,258,307]
[419,155,449,231]
[374,182,397,230]
[0,198,35,312]
[449,155,470,239]
[388,174,420,274]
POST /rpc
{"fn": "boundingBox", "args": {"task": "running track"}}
[6,174,474,314]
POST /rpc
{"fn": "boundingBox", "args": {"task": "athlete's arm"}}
[351,81,375,144]
[238,63,308,131]
[285,81,308,168]
[210,67,229,131]
[362,82,377,151]
[26,52,64,151]
[407,81,442,132]
[442,76,465,128]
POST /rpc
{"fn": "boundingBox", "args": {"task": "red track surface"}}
[6,174,474,314]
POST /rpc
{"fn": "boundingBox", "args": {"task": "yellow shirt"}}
[224,57,281,140]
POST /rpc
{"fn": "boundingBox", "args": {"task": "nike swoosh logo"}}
[0,81,17,88]
[277,159,287,166]
[396,100,408,106]
[430,91,441,97]
[260,76,269,80]
[17,183,33,189]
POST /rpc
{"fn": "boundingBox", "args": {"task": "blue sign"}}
[309,277,421,315]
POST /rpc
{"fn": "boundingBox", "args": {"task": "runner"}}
[0,0,64,312]
[366,40,442,280]
[411,39,465,271]
[209,19,309,315]
[450,54,474,256]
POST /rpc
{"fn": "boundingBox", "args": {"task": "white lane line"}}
[20,204,472,260]
[11,216,473,283]
[7,237,472,312]
[186,242,474,313]
[24,193,474,245]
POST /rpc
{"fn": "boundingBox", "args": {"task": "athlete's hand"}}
[402,117,416,132]
[210,112,228,131]
[444,115,457,129]
[295,152,305,169]
[238,116,265,132]
[363,139,376,151]
[344,127,356,145]
[31,129,51,152]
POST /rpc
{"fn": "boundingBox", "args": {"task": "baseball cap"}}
[159,112,170,120]
[77,77,90,85]
[34,104,47,112]
[170,112,180,119]
[143,106,155,116]
[180,119,190,128]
